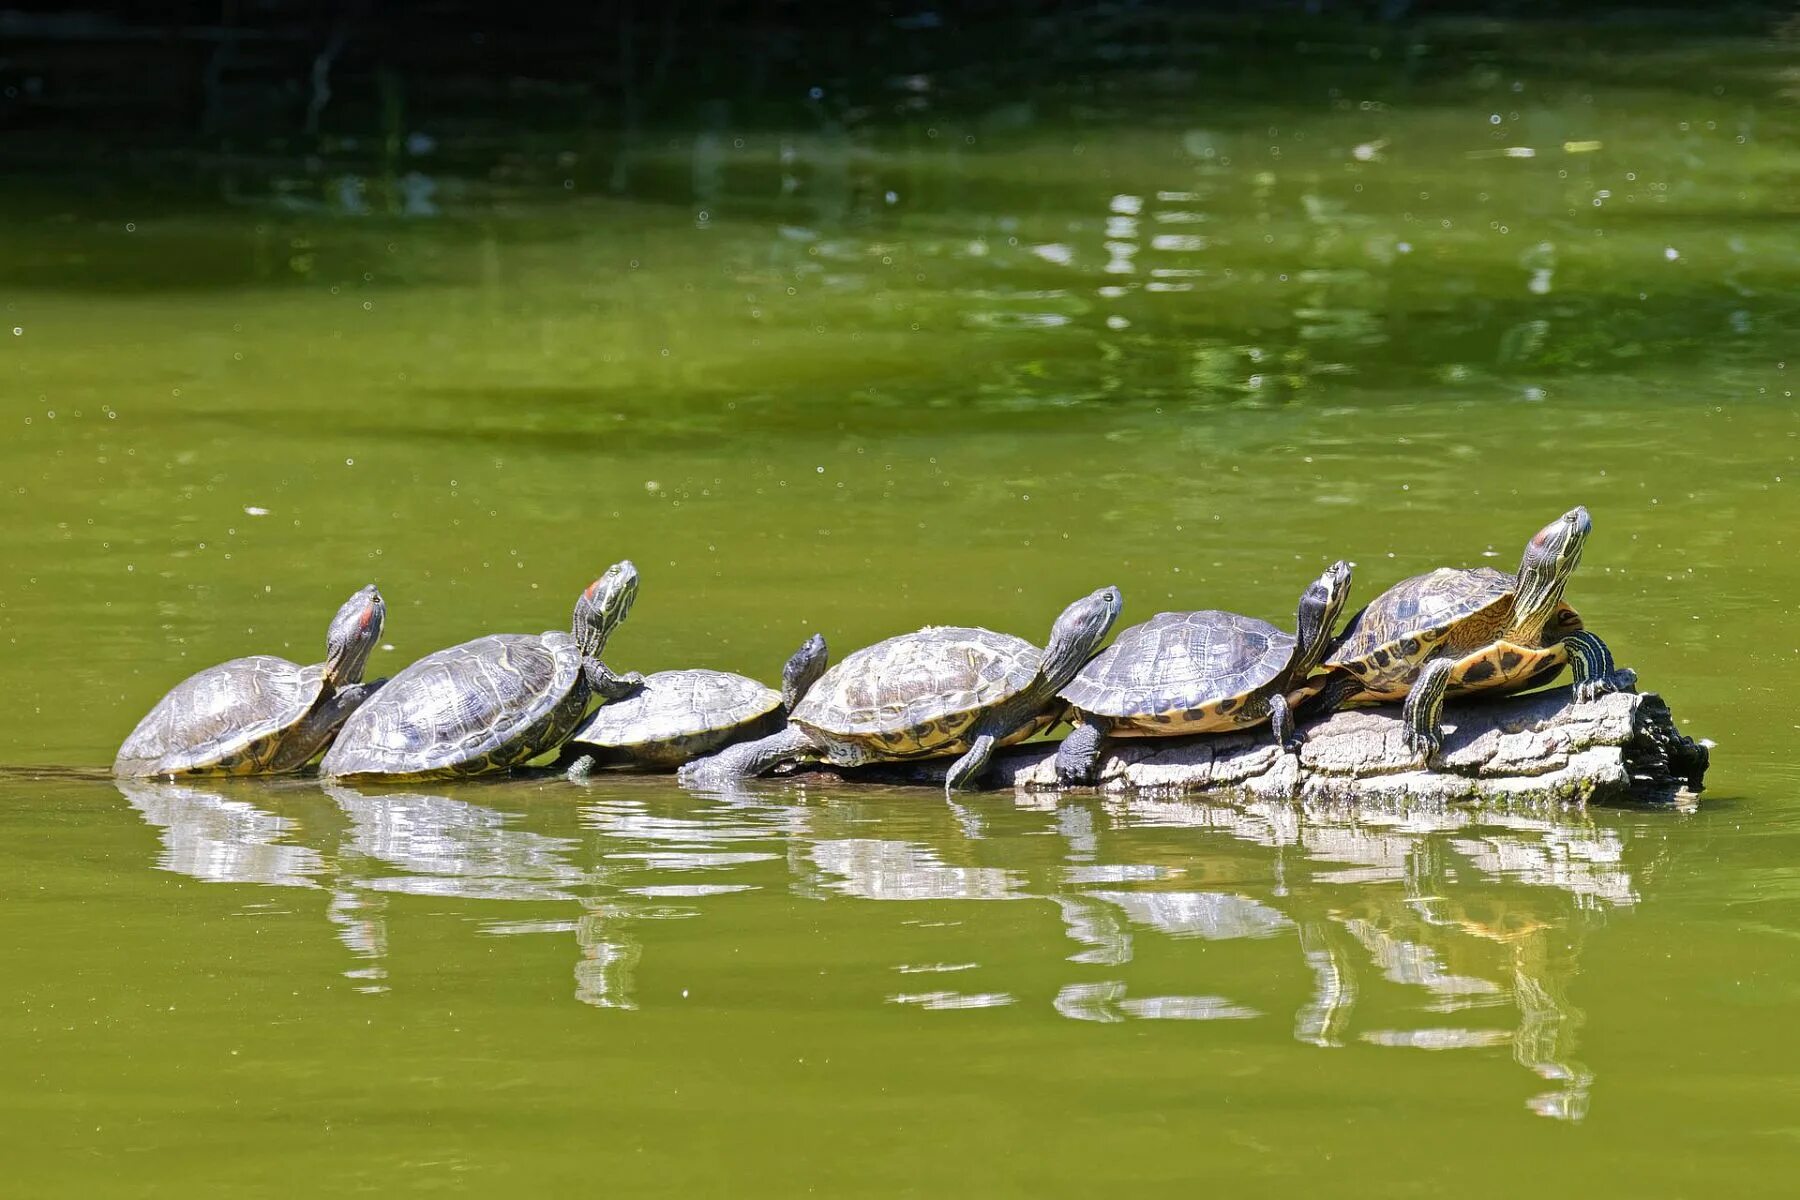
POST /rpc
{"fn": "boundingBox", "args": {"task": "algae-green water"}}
[4,16,1798,1196]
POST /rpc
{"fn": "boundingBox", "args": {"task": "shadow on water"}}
[113,772,1686,1122]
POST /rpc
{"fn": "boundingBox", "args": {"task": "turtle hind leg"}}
[1055,719,1110,787]
[1564,630,1637,702]
[1401,658,1453,763]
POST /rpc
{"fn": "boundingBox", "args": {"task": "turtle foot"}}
[1402,726,1440,765]
[1055,761,1098,788]
[1576,667,1639,704]
[1054,723,1106,787]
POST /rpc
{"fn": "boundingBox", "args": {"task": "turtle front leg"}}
[680,724,815,788]
[1268,692,1303,753]
[944,734,998,796]
[1400,658,1453,763]
[565,753,598,782]
[585,659,645,701]
[1563,630,1637,702]
[1298,671,1363,720]
[318,679,385,727]
[1055,718,1110,787]
[278,678,388,771]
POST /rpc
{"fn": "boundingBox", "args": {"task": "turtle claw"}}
[1403,726,1440,764]
[1055,763,1095,788]
[1576,667,1638,704]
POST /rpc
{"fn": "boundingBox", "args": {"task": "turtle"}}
[320,562,643,779]
[1054,560,1354,786]
[114,584,386,777]
[561,632,830,776]
[1299,506,1636,760]
[679,586,1123,796]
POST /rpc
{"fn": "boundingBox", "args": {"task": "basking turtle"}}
[1055,561,1353,786]
[321,563,643,779]
[562,633,830,776]
[114,585,386,777]
[1301,506,1635,759]
[680,586,1123,795]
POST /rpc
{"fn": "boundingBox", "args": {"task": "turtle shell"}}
[321,632,584,778]
[1321,567,1515,700]
[792,625,1042,757]
[1060,610,1293,734]
[114,655,330,776]
[566,668,783,769]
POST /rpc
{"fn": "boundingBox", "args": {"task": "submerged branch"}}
[796,688,1710,806]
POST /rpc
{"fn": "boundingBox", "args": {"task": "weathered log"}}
[792,688,1709,806]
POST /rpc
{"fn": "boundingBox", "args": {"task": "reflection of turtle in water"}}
[562,633,829,776]
[321,563,642,779]
[114,777,329,888]
[113,585,386,777]
[1054,562,1352,785]
[1300,507,1636,760]
[682,586,1123,796]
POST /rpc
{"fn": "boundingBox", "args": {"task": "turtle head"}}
[1041,585,1124,691]
[324,584,385,687]
[1292,560,1354,678]
[1514,506,1590,639]
[573,560,639,657]
[780,633,830,711]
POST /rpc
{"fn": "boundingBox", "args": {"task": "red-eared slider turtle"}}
[1054,561,1353,786]
[680,586,1123,795]
[562,633,830,776]
[320,563,643,779]
[113,585,386,777]
[1301,506,1635,759]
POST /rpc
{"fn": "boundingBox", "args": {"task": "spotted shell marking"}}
[568,669,783,767]
[322,632,582,777]
[114,655,328,776]
[793,626,1040,756]
[1447,639,1570,693]
[1061,610,1293,735]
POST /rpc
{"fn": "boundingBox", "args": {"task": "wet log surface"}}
[793,688,1710,806]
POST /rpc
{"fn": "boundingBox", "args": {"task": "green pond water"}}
[5,17,1800,1196]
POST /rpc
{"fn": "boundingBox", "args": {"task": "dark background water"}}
[4,4,1798,1195]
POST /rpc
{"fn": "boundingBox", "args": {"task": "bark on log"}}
[794,688,1709,806]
